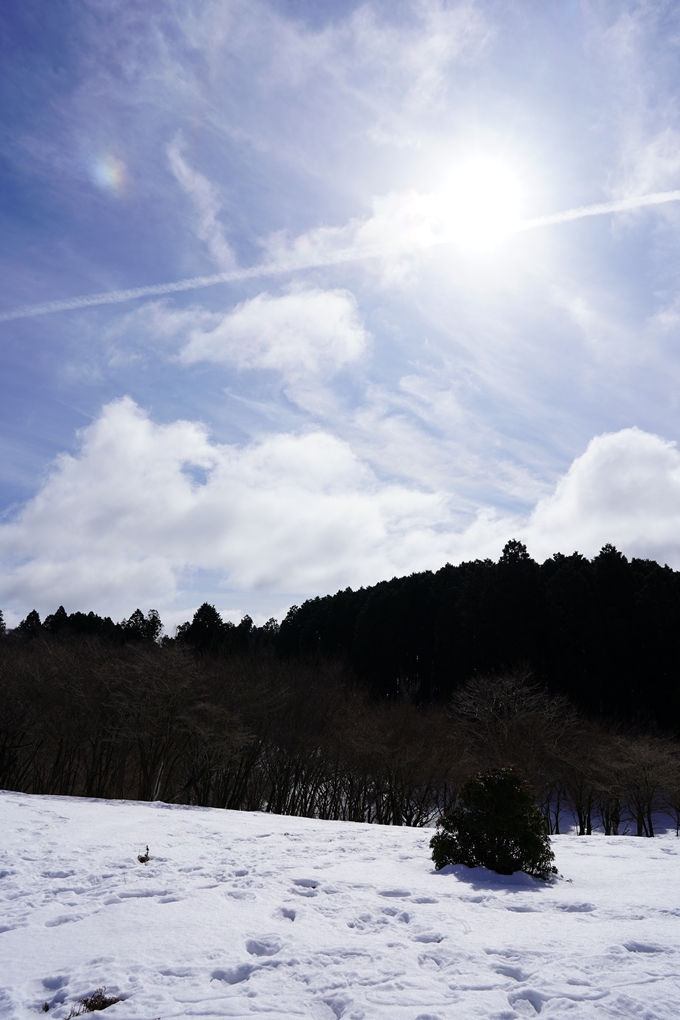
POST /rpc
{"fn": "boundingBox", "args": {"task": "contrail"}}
[2,189,680,324]
[516,189,680,230]
[0,244,389,324]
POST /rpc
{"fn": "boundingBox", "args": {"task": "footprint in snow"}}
[44,914,83,927]
[274,906,296,921]
[212,964,256,985]
[246,935,283,956]
[41,976,69,990]
[382,907,410,922]
[492,963,531,981]
[412,931,444,943]
[291,878,319,896]
[624,941,668,953]
[508,989,546,1015]
[378,889,411,898]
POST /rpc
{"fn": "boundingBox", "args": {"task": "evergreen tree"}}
[18,610,42,637]
[43,606,68,633]
[430,766,556,879]
[121,608,163,642]
[177,603,228,653]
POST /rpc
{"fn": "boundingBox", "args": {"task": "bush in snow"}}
[430,766,557,879]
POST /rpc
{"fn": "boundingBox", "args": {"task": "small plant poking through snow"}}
[430,766,557,880]
[66,988,121,1016]
[137,845,150,864]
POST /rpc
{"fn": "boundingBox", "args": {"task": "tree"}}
[121,609,163,642]
[177,603,227,654]
[43,606,68,633]
[18,610,42,637]
[430,766,557,879]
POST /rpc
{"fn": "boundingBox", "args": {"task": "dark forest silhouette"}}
[278,540,680,726]
[2,541,680,832]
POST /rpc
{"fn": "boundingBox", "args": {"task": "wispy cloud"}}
[167,136,237,270]
[5,0,680,624]
[177,287,369,411]
[3,189,680,324]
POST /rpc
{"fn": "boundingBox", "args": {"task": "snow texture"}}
[1,791,679,1019]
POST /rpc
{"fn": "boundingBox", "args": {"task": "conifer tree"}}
[430,766,557,879]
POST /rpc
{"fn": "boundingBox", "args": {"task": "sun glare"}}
[438,158,522,251]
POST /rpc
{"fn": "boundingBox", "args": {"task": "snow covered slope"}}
[1,791,679,1020]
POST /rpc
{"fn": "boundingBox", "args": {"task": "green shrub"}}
[430,766,557,880]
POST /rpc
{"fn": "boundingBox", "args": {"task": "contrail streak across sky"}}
[517,189,680,230]
[2,189,680,325]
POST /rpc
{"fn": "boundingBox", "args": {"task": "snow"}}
[1,792,679,1019]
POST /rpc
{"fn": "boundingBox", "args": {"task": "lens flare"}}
[90,155,127,195]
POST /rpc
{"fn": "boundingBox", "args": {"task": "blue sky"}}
[3,0,680,629]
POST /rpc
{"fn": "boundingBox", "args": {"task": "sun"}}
[438,158,522,251]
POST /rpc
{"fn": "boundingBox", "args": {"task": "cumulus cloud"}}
[0,398,467,616]
[526,427,680,563]
[3,402,680,623]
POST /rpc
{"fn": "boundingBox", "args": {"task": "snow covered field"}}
[1,792,679,1020]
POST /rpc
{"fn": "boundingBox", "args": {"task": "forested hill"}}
[278,540,680,726]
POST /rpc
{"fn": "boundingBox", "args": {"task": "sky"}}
[3,0,680,630]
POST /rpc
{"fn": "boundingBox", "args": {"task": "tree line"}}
[1,611,680,833]
[277,540,680,727]
[3,539,680,832]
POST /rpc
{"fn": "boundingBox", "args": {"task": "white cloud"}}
[526,427,680,563]
[616,128,680,200]
[261,190,442,285]
[202,0,488,133]
[179,287,368,374]
[0,398,466,617]
[177,287,369,411]
[168,136,237,270]
[4,404,680,624]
